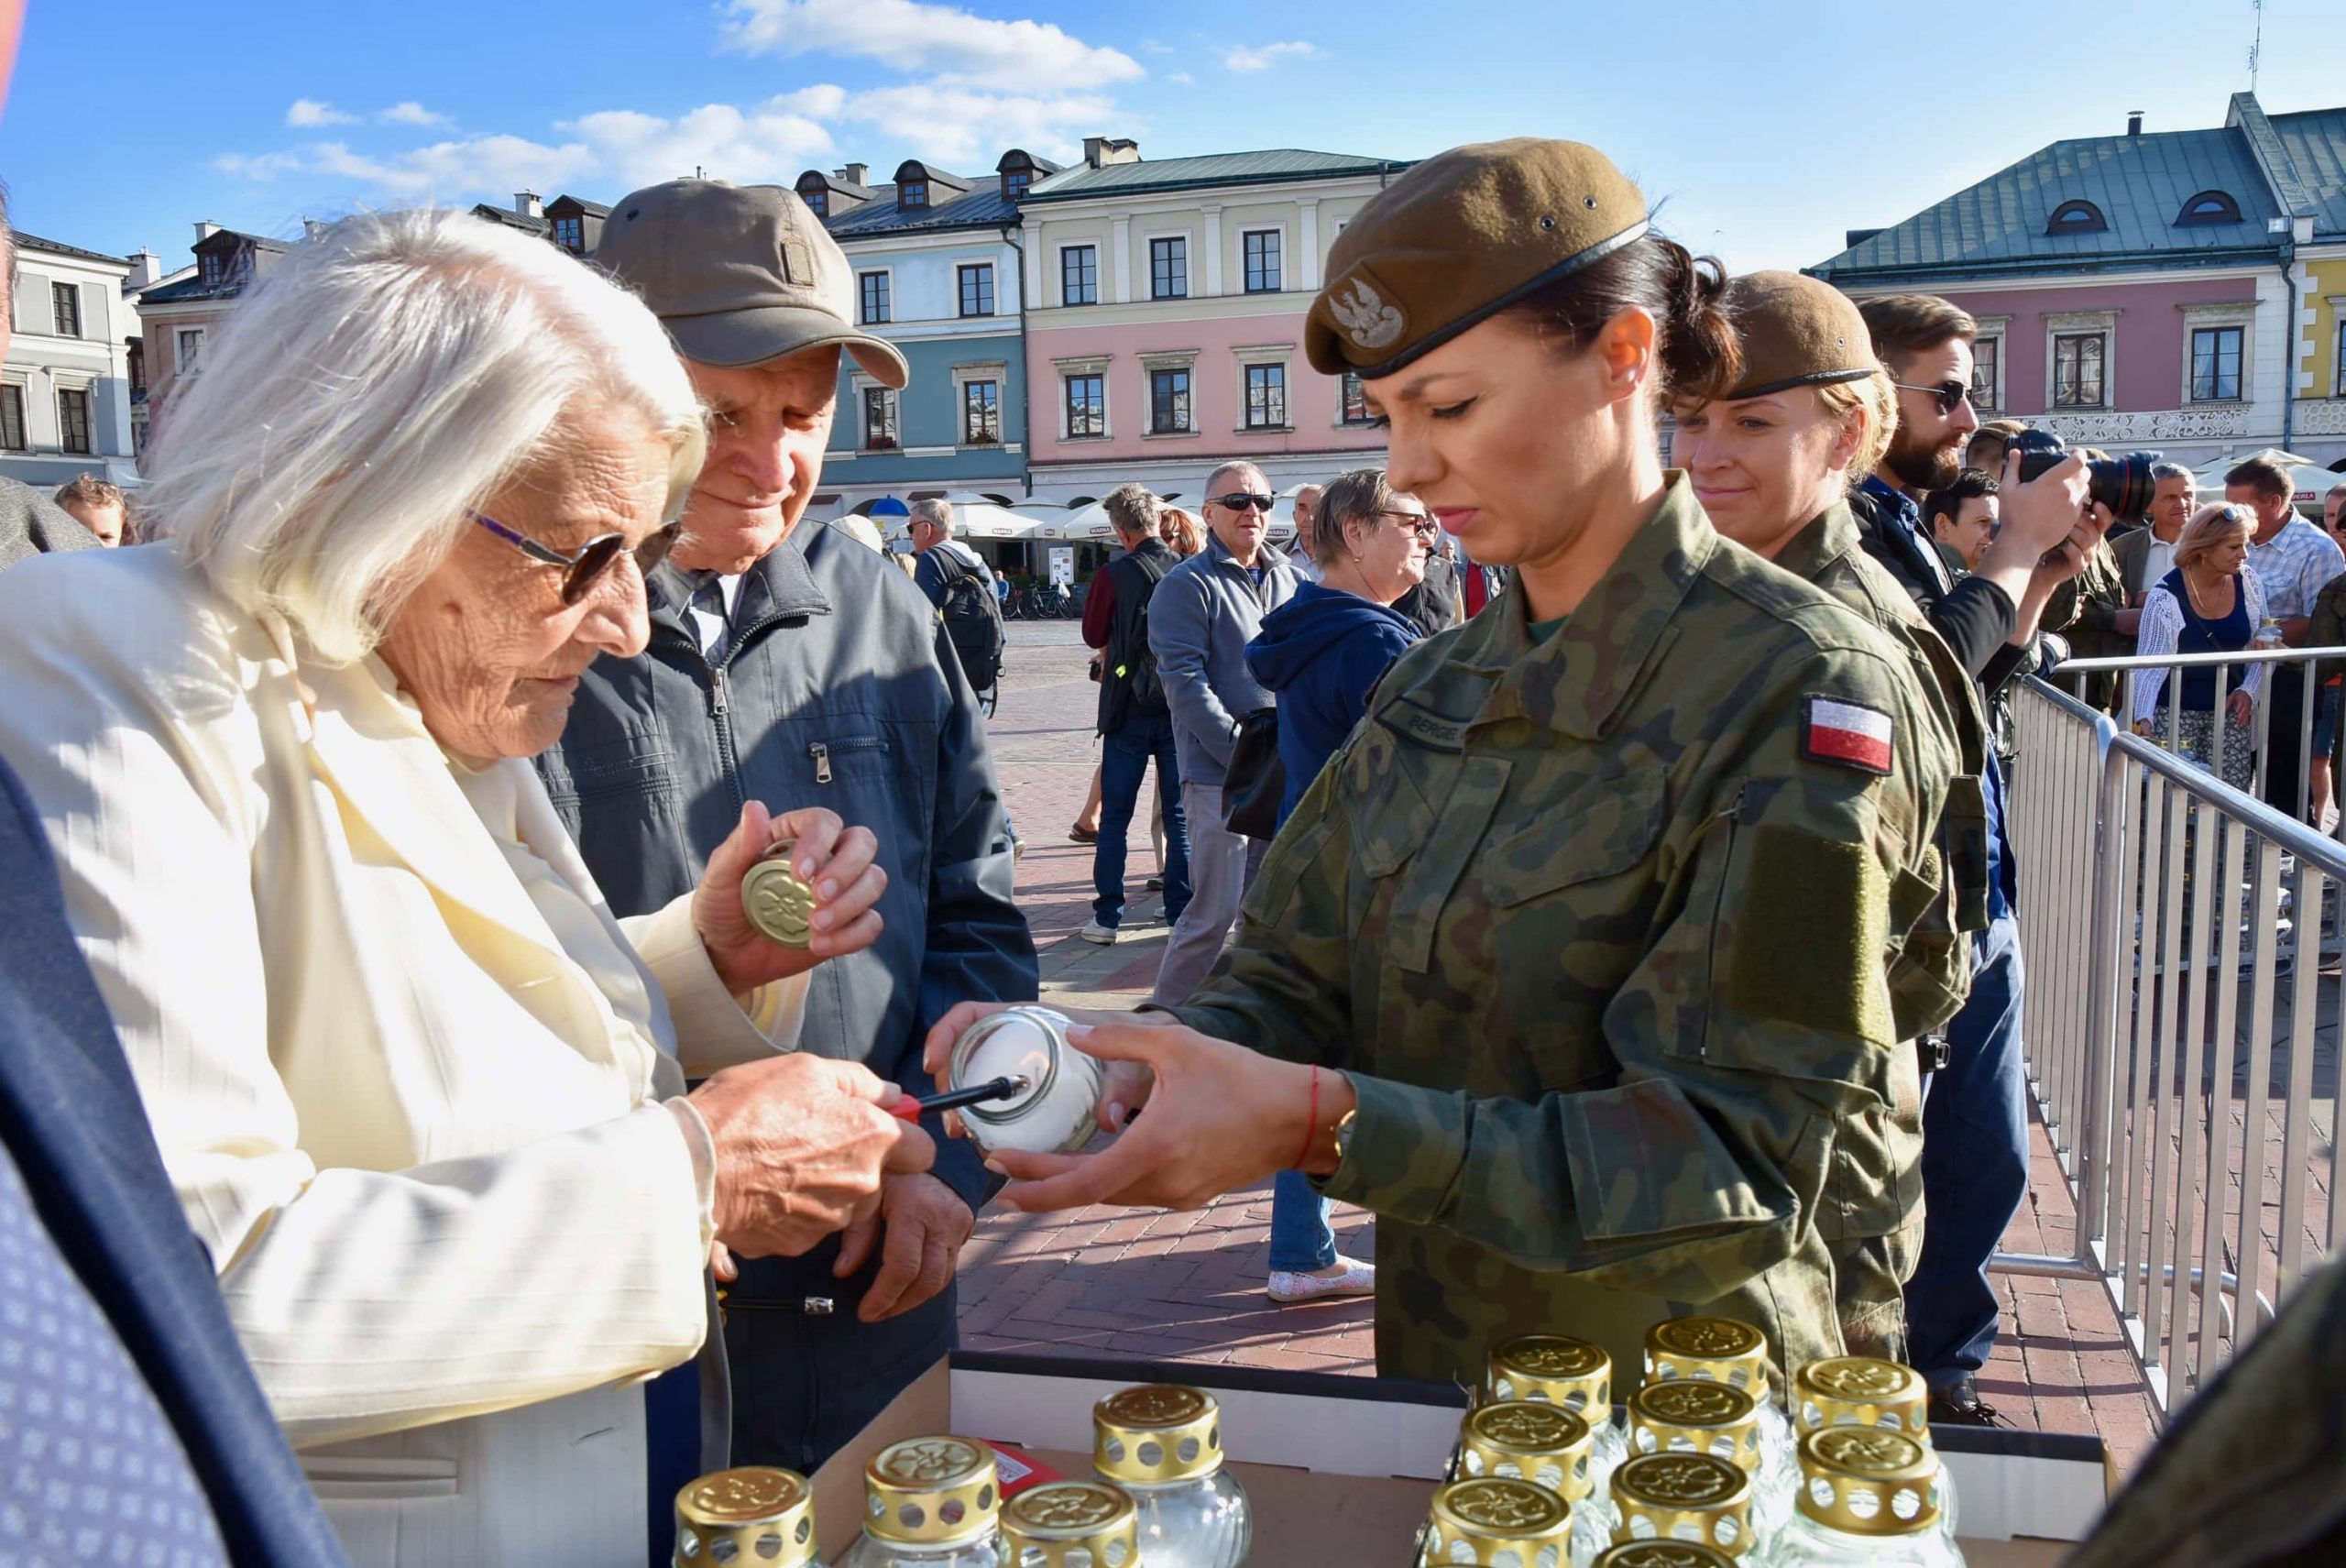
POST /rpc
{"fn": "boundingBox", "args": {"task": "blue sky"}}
[4,0,2339,276]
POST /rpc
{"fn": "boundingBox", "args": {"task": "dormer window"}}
[199,250,225,285]
[553,215,585,252]
[2046,200,2109,235]
[805,188,828,218]
[2176,190,2242,225]
[901,178,929,211]
[1004,169,1031,201]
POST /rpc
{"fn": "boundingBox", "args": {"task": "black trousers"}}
[2261,662,2314,820]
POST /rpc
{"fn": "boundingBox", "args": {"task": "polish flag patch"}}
[1801,696,1895,776]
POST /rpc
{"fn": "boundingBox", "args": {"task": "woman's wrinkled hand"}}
[688,1054,934,1259]
[696,802,887,993]
[977,1023,1345,1214]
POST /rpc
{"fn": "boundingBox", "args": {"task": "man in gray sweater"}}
[1146,460,1301,1005]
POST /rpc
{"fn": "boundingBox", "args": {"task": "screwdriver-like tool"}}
[891,1075,1029,1120]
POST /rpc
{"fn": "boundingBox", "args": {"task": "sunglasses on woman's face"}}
[1378,508,1439,539]
[469,510,679,606]
[1892,379,1972,417]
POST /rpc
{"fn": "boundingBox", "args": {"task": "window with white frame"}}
[1243,229,1282,293]
[57,388,92,455]
[0,384,25,450]
[962,379,1001,444]
[1244,363,1288,429]
[2338,319,2346,397]
[1061,245,1098,306]
[861,386,899,450]
[553,215,586,253]
[2189,324,2244,402]
[1340,372,1376,425]
[1064,372,1106,438]
[1150,236,1188,301]
[958,263,995,318]
[1148,367,1191,434]
[51,282,81,338]
[198,250,225,286]
[175,326,206,373]
[2052,332,2107,408]
[1969,335,2001,412]
[859,271,891,325]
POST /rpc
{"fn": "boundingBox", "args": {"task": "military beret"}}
[1305,137,1649,379]
[1719,271,1880,400]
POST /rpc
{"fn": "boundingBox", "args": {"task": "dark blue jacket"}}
[0,755,349,1566]
[1244,581,1421,826]
[541,518,1037,1469]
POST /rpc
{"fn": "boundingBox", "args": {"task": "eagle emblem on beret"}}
[1330,276,1404,350]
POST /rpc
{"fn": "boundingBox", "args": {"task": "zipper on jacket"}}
[810,741,832,784]
[708,663,746,813]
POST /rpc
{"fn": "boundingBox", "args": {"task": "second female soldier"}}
[930,139,1959,1389]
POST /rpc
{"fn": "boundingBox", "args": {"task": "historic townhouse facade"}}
[799,155,1039,515]
[2267,105,2346,467]
[1016,140,1402,504]
[135,221,289,448]
[3,232,139,489]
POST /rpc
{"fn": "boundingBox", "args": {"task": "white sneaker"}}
[1078,921,1119,945]
[1267,1255,1376,1305]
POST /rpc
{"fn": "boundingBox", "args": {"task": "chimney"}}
[125,249,163,289]
[2127,111,2144,137]
[1083,137,1140,169]
[515,191,543,219]
[839,163,869,188]
[194,220,222,243]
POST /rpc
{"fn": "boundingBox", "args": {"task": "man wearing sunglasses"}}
[545,180,1038,1476]
[1851,293,2107,1430]
[1146,461,1303,1008]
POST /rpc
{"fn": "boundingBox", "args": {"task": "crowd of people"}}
[5,124,2346,1568]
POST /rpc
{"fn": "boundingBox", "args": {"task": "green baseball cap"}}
[596,179,909,388]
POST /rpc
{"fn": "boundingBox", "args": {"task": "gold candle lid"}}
[861,1436,999,1547]
[1456,1400,1596,1502]
[1422,1477,1573,1564]
[1794,1429,1943,1537]
[1591,1543,1738,1568]
[1792,1357,1930,1439]
[1486,1333,1614,1418]
[1642,1318,1773,1399]
[673,1467,817,1568]
[1627,1380,1763,1474]
[1609,1453,1753,1558]
[741,839,816,948]
[1094,1385,1225,1484]
[999,1481,1140,1566]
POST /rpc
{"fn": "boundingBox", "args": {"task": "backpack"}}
[1106,550,1172,712]
[934,547,1005,691]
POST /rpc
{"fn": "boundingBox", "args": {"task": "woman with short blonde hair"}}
[2132,501,2267,787]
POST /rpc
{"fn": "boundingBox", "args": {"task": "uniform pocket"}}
[1479,767,1669,907]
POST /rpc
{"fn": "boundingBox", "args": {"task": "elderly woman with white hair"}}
[0,210,933,1567]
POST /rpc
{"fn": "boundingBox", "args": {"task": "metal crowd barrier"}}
[2001,654,2346,1423]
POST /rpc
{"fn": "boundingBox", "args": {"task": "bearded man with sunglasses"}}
[547,181,1037,1477]
[1147,460,1304,1008]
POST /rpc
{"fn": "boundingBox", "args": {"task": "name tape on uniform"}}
[1800,695,1895,776]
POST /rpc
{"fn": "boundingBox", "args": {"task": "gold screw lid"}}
[1591,1542,1738,1568]
[740,840,815,948]
[1094,1385,1225,1485]
[1423,1477,1573,1563]
[861,1436,1000,1547]
[1627,1381,1763,1475]
[1456,1400,1596,1502]
[1609,1453,1754,1557]
[674,1467,817,1568]
[1486,1333,1614,1417]
[1792,1357,1930,1440]
[999,1481,1141,1566]
[1793,1428,1943,1537]
[1642,1318,1774,1401]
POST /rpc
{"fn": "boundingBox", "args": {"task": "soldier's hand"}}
[688,1055,934,1259]
[920,1003,1168,1135]
[696,802,887,994]
[981,1023,1327,1213]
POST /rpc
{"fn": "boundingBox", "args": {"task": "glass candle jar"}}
[997,1481,1140,1568]
[673,1466,820,1568]
[1092,1385,1250,1568]
[1789,1357,1955,1538]
[1626,1382,1790,1542]
[1589,1543,1734,1568]
[1451,1402,1609,1566]
[1764,1429,1963,1566]
[948,1007,1102,1159]
[1418,1476,1574,1567]
[1608,1453,1753,1559]
[1486,1335,1629,1495]
[834,1437,1003,1568]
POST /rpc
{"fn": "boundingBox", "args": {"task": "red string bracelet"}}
[1292,1065,1321,1171]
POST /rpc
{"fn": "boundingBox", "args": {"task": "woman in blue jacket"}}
[1241,466,1433,1303]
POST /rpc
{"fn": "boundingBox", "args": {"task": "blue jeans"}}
[1904,910,2031,1387]
[1268,1169,1338,1273]
[1092,711,1189,929]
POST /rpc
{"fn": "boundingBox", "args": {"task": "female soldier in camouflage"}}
[928,140,1958,1391]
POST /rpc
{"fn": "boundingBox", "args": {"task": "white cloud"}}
[1167,71,1195,86]
[721,0,1142,92]
[831,84,1114,167]
[287,98,357,127]
[1222,41,1316,72]
[378,102,450,127]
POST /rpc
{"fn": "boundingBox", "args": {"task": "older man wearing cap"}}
[545,181,1036,1473]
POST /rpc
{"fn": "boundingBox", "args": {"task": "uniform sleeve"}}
[1233,651,1938,1296]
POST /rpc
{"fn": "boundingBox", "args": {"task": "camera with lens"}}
[2008,427,2161,521]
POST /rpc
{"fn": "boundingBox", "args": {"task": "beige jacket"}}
[0,545,806,1566]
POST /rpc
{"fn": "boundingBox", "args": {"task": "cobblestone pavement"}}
[961,622,2168,1474]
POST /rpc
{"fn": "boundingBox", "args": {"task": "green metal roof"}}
[1024,148,1398,202]
[2269,106,2346,238]
[1812,122,2281,280]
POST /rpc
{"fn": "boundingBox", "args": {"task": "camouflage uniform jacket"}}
[1175,476,1957,1389]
